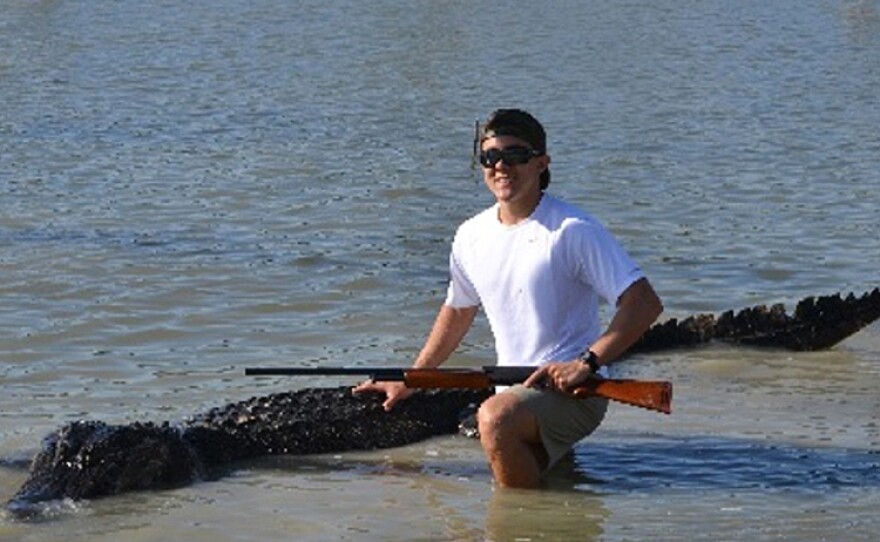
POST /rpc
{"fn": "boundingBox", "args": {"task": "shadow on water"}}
[566,433,880,494]
[243,432,879,496]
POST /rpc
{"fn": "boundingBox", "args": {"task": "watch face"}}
[579,351,599,372]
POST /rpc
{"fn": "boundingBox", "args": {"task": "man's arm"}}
[412,304,479,368]
[525,277,663,391]
[353,304,478,410]
[588,277,663,365]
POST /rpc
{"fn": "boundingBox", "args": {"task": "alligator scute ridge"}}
[630,288,880,352]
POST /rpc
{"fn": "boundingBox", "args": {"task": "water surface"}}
[1,0,879,540]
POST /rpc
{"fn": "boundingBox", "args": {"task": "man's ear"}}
[539,154,551,172]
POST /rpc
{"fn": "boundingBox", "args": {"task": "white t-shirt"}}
[444,194,643,368]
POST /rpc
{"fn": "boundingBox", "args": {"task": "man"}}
[355,109,663,488]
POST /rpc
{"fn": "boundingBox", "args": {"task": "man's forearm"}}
[414,304,478,368]
[590,278,663,364]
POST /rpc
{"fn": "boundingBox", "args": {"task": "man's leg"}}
[477,392,548,488]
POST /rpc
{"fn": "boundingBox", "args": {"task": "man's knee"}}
[477,394,511,437]
[477,393,537,446]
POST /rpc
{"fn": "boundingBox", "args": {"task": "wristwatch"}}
[578,349,601,374]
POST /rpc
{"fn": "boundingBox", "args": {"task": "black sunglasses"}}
[478,146,542,168]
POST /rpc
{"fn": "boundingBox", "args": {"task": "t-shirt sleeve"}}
[566,219,644,306]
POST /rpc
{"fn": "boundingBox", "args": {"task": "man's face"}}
[480,135,549,207]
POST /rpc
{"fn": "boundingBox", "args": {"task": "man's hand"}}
[523,361,594,393]
[352,379,414,411]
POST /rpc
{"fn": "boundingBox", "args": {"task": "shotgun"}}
[245,366,672,414]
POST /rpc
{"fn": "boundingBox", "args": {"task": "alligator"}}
[630,287,880,352]
[6,288,879,515]
[7,387,491,516]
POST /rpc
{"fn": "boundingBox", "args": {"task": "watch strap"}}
[578,349,601,374]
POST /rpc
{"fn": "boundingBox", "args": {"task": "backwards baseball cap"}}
[479,109,547,153]
[474,109,551,189]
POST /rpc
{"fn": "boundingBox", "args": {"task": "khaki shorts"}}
[505,384,608,469]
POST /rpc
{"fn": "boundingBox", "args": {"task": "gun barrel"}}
[244,367,407,380]
[244,366,537,385]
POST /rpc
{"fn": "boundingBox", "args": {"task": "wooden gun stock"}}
[245,366,673,414]
[570,378,672,414]
[402,370,672,414]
